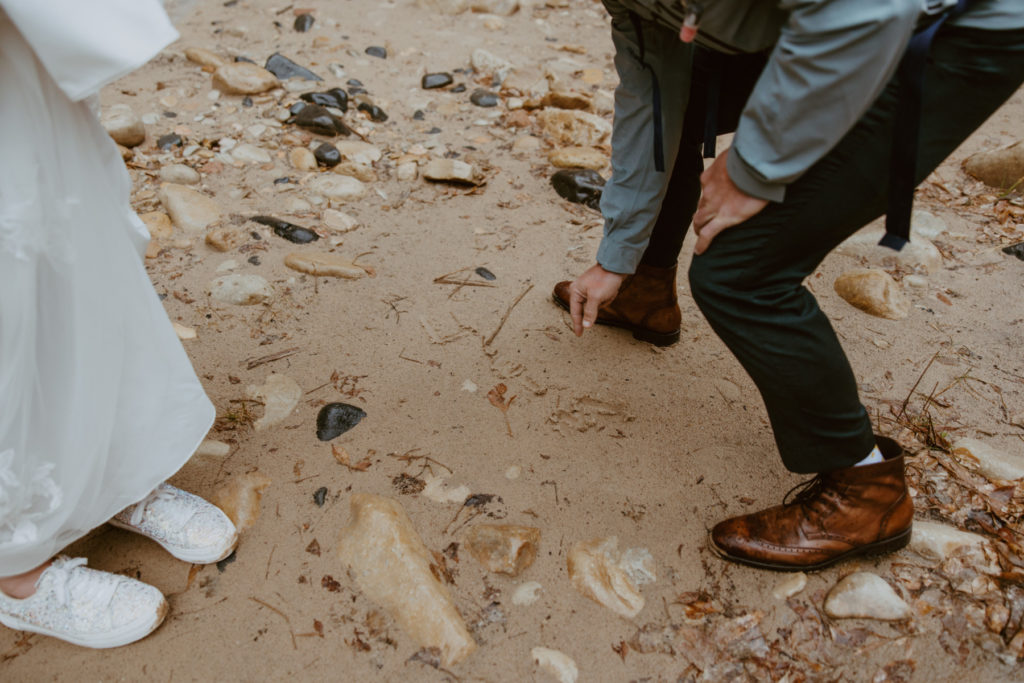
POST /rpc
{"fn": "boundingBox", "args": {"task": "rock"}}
[172,322,197,340]
[322,209,359,233]
[551,169,604,209]
[309,175,366,201]
[209,274,273,305]
[952,438,1024,480]
[833,268,909,320]
[542,91,592,111]
[212,63,279,95]
[772,572,807,600]
[316,403,367,440]
[301,89,349,112]
[333,162,377,183]
[365,46,387,59]
[195,439,231,457]
[470,0,519,14]
[251,216,319,244]
[422,475,471,504]
[834,226,942,274]
[139,211,174,239]
[335,141,383,165]
[337,494,477,667]
[157,133,184,151]
[117,144,133,161]
[397,161,419,181]
[285,252,365,278]
[422,72,454,89]
[184,47,226,68]
[824,572,911,621]
[231,143,272,164]
[416,0,469,14]
[904,274,928,289]
[910,210,948,239]
[537,109,611,147]
[423,158,483,185]
[293,13,314,31]
[512,134,542,154]
[470,89,499,107]
[963,140,1024,188]
[314,142,341,167]
[159,164,200,185]
[247,373,302,431]
[289,147,317,170]
[313,487,328,507]
[158,183,223,235]
[1003,242,1024,262]
[101,104,145,147]
[481,14,505,30]
[265,53,322,81]
[512,581,542,606]
[471,49,513,84]
[549,146,606,170]
[356,102,388,122]
[531,647,578,683]
[210,472,271,533]
[909,520,994,565]
[567,537,653,619]
[464,524,540,577]
[293,104,351,136]
[205,227,243,252]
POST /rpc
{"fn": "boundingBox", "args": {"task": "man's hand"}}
[568,264,627,336]
[693,148,769,255]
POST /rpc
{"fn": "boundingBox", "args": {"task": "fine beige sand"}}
[3,0,1023,680]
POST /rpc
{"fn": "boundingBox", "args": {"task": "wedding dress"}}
[0,1,214,575]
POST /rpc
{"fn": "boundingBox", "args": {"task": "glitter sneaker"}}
[111,483,238,564]
[0,557,167,648]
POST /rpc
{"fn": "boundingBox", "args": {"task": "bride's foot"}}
[0,556,166,648]
[0,562,50,600]
[111,483,238,564]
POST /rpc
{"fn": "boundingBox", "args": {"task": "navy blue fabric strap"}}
[883,0,971,251]
[629,12,666,172]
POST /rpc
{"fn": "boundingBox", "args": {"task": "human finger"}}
[581,288,601,331]
[693,216,727,255]
[569,284,586,336]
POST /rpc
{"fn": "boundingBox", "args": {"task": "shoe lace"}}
[128,487,194,529]
[48,557,117,608]
[782,476,823,506]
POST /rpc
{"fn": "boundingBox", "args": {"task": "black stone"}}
[475,267,496,281]
[273,177,291,185]
[313,486,328,506]
[365,46,387,59]
[427,126,442,134]
[412,109,425,121]
[1003,242,1024,261]
[265,52,322,81]
[314,142,341,167]
[316,403,367,441]
[294,13,315,32]
[289,101,308,116]
[301,89,348,112]
[157,133,183,151]
[248,255,261,265]
[451,83,466,93]
[470,89,499,107]
[347,79,364,87]
[347,86,367,95]
[357,102,388,122]
[292,104,351,136]
[162,111,177,118]
[241,96,253,108]
[216,550,237,572]
[422,72,453,90]
[551,169,605,210]
[251,215,319,243]
[234,56,256,64]
[464,493,495,507]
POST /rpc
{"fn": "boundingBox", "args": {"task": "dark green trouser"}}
[688,25,1024,474]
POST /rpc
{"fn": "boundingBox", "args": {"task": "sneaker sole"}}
[706,527,913,572]
[109,519,239,565]
[0,597,167,649]
[551,293,680,347]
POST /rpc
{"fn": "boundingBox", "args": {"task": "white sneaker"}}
[0,557,167,649]
[111,483,238,564]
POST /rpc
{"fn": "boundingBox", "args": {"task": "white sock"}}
[853,445,884,467]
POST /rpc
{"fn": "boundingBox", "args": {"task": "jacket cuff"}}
[727,148,787,203]
[596,236,641,275]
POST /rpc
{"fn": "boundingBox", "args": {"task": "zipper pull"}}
[680,2,703,43]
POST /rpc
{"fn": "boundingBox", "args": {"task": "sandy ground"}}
[3,0,1024,680]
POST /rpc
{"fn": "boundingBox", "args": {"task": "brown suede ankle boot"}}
[552,263,681,346]
[709,436,913,571]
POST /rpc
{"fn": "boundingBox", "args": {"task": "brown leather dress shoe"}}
[552,263,681,346]
[709,436,913,571]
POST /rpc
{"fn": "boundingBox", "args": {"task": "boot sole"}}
[551,293,680,347]
[706,527,912,572]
